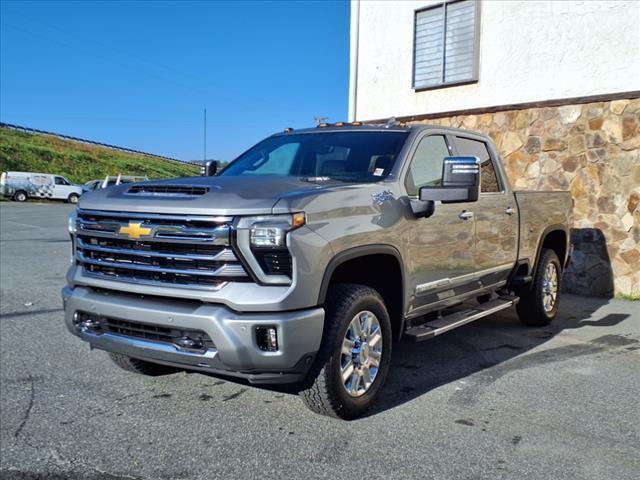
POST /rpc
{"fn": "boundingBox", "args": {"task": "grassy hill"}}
[0,126,198,184]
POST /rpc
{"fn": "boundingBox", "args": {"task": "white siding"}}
[350,0,640,121]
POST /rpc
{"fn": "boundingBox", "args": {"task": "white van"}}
[0,171,83,203]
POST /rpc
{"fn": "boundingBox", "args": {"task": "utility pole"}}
[204,108,207,162]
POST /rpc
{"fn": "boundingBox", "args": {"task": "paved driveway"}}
[1,202,639,479]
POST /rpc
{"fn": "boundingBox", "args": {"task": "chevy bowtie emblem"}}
[119,221,152,239]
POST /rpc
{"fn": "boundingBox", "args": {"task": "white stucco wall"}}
[350,0,640,121]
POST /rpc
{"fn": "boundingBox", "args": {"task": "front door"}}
[53,176,73,199]
[402,133,477,316]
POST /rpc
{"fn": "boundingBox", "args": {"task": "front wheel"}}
[516,248,562,326]
[300,283,392,419]
[13,191,27,202]
[67,193,80,204]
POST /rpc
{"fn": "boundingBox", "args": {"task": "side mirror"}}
[200,160,218,176]
[419,156,480,204]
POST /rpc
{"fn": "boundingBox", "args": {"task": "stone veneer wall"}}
[411,97,640,297]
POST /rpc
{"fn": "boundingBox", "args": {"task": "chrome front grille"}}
[75,209,249,290]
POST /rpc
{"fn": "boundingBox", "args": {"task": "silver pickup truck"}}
[62,123,572,419]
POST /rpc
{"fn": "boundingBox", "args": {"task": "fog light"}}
[73,312,102,332]
[175,336,204,350]
[256,326,278,352]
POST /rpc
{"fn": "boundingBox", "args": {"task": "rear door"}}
[452,135,518,287]
[402,132,477,314]
[29,174,53,199]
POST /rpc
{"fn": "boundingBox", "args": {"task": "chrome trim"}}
[76,238,237,262]
[80,330,219,364]
[428,300,515,337]
[77,252,248,278]
[77,219,230,244]
[414,263,512,296]
[82,271,229,291]
[409,280,508,318]
[77,209,232,223]
[75,209,248,291]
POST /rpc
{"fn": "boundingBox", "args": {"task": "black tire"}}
[300,283,392,420]
[13,190,27,202]
[108,352,177,376]
[67,193,80,204]
[516,249,562,326]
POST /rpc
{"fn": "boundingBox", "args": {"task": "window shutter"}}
[414,6,445,89]
[413,0,478,89]
[444,0,477,83]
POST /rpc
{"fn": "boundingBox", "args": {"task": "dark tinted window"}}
[405,135,450,196]
[221,131,409,183]
[455,137,500,193]
[54,176,70,186]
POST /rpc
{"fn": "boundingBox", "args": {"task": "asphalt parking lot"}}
[1,202,639,480]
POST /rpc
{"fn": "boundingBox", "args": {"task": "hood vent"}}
[127,185,209,196]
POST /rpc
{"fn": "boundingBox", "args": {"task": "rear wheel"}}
[67,193,80,204]
[13,190,27,202]
[108,353,177,376]
[300,284,392,419]
[516,249,562,326]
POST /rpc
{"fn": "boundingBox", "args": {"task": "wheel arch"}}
[533,225,570,273]
[318,244,406,341]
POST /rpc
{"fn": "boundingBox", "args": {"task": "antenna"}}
[203,108,207,162]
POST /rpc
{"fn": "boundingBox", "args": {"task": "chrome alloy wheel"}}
[340,310,383,397]
[542,262,559,312]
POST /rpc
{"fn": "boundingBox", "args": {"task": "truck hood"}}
[78,175,353,216]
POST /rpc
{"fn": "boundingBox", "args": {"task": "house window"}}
[413,0,479,90]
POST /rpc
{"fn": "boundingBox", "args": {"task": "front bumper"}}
[62,286,324,384]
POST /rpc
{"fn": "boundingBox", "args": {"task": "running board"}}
[404,296,519,342]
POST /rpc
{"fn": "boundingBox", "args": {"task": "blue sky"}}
[0,1,350,161]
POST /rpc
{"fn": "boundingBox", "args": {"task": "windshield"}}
[221,131,409,182]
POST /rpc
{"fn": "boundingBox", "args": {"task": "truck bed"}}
[514,190,573,269]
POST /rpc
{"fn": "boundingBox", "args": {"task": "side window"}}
[31,175,51,186]
[54,176,69,186]
[405,135,450,196]
[455,137,501,193]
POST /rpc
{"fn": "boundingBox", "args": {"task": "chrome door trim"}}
[414,262,512,296]
[408,280,508,319]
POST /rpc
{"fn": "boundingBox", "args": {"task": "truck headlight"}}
[68,210,78,234]
[249,213,305,249]
[68,210,77,264]
[236,213,305,284]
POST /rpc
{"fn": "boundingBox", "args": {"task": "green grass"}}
[616,293,640,301]
[0,127,198,184]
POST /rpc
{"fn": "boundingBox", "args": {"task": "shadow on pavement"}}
[367,295,632,417]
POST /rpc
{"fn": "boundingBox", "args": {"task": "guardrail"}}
[0,122,193,168]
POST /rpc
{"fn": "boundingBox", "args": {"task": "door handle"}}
[459,210,474,220]
[505,207,515,215]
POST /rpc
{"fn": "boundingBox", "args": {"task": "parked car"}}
[0,171,83,203]
[82,174,149,193]
[62,123,572,419]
